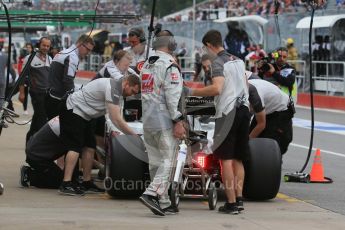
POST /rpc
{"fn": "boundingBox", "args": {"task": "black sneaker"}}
[163,205,179,215]
[218,202,239,215]
[139,194,165,216]
[81,180,105,194]
[19,165,30,188]
[236,197,244,212]
[59,181,85,196]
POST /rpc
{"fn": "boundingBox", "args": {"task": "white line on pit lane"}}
[296,105,345,114]
[290,143,345,158]
[293,118,345,135]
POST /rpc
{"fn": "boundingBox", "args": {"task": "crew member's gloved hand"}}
[183,86,192,96]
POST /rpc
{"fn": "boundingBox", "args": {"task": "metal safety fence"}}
[78,55,345,96]
[79,54,112,72]
[79,54,195,72]
[288,60,345,96]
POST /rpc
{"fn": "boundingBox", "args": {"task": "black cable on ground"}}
[4,115,32,126]
[272,3,313,172]
[283,1,333,183]
[0,49,36,135]
[299,6,315,173]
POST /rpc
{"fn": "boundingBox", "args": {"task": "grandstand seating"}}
[163,0,343,22]
[9,0,141,15]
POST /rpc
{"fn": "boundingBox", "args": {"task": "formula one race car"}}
[103,78,282,205]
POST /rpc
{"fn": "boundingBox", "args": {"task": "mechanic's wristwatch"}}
[172,115,184,124]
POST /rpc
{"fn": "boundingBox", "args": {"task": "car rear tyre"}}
[243,138,282,200]
[105,135,150,198]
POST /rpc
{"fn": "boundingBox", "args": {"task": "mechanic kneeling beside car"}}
[20,75,140,196]
[21,116,105,193]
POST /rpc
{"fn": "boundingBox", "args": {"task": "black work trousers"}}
[26,158,63,189]
[45,93,63,120]
[250,110,293,155]
[22,85,29,111]
[26,91,48,143]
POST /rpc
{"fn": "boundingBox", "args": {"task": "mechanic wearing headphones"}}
[45,34,95,120]
[139,30,186,216]
[248,78,293,155]
[18,37,52,143]
[124,27,154,72]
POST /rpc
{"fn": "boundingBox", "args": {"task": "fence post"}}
[302,60,306,92]
[326,62,329,95]
[343,62,345,96]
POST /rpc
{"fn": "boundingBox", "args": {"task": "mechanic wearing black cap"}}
[124,27,154,72]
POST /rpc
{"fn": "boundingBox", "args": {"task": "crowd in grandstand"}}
[164,0,339,22]
[10,0,141,15]
[8,0,345,23]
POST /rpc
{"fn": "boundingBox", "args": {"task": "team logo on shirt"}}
[142,73,154,93]
[171,73,179,81]
[136,61,145,72]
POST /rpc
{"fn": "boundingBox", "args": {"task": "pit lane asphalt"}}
[281,106,345,216]
[1,98,345,229]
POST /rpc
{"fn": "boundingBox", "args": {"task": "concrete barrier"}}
[298,93,345,111]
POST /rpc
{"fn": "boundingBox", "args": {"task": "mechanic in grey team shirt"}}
[20,75,139,193]
[185,29,250,214]
[90,50,134,150]
[58,75,139,195]
[18,37,52,143]
[45,34,95,120]
[20,116,70,189]
[20,115,103,193]
[248,78,293,155]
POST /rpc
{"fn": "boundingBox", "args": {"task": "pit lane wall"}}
[76,70,345,112]
[297,93,345,111]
